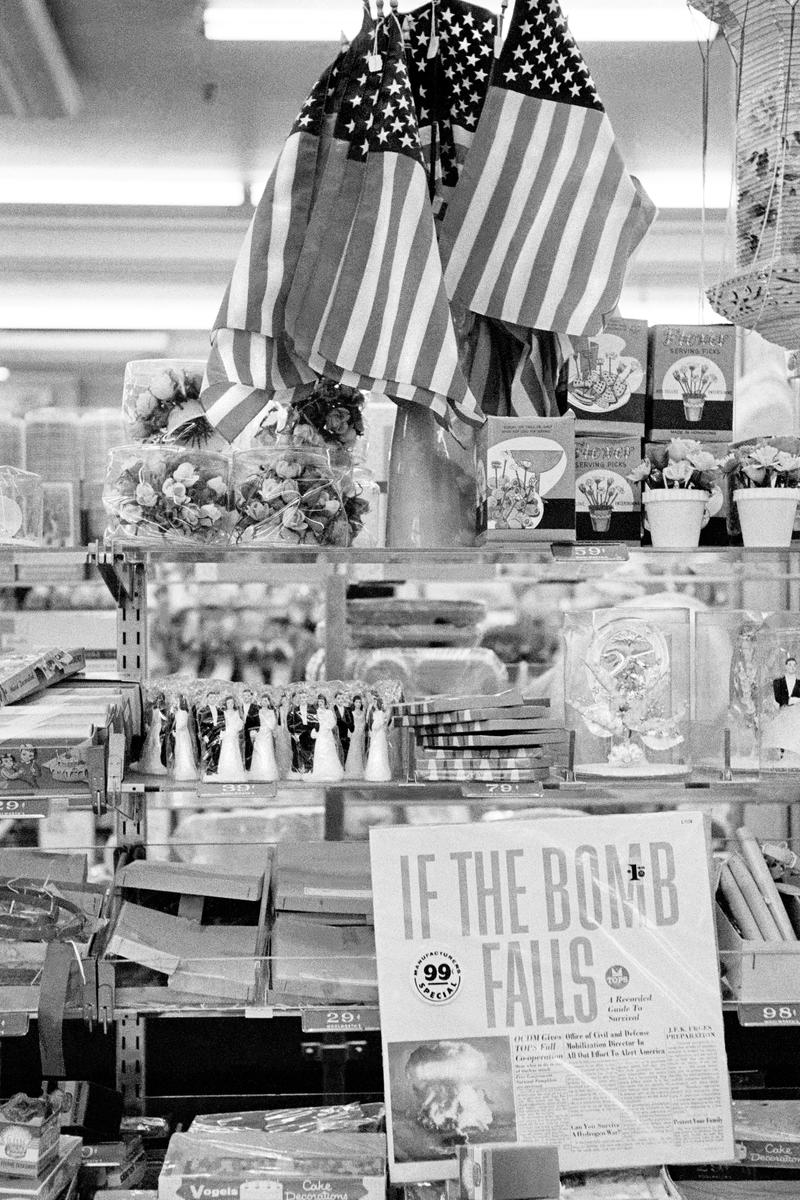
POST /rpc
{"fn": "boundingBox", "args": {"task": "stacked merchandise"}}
[563,317,647,544]
[0,677,138,799]
[0,850,107,985]
[398,689,567,783]
[103,857,271,1003]
[159,1106,386,1200]
[133,676,400,785]
[0,648,85,707]
[23,409,82,549]
[0,1091,82,1200]
[644,324,736,546]
[344,599,486,650]
[268,842,376,1005]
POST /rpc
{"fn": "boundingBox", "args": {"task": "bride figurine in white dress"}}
[170,695,198,781]
[344,694,367,779]
[249,694,280,782]
[311,694,344,782]
[138,693,167,775]
[365,698,392,782]
[215,695,248,782]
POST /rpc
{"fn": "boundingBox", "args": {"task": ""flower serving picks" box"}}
[647,324,735,439]
[476,415,575,543]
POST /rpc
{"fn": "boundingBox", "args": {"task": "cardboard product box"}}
[0,1099,59,1178]
[476,415,576,543]
[732,1100,800,1168]
[53,677,143,738]
[0,1136,81,1200]
[158,1130,386,1200]
[575,433,642,542]
[642,439,731,546]
[79,1137,146,1191]
[269,914,377,1003]
[647,324,736,439]
[118,860,264,904]
[272,842,372,919]
[716,905,800,1002]
[562,317,648,433]
[458,1144,560,1200]
[0,724,107,797]
[0,649,85,708]
[58,1083,123,1138]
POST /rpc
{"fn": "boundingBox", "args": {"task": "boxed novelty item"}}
[0,1136,81,1200]
[575,433,641,541]
[563,317,648,433]
[79,1136,147,1191]
[647,324,735,439]
[58,1082,123,1138]
[732,1100,800,1168]
[0,1093,60,1178]
[0,648,85,707]
[458,1144,560,1200]
[272,841,373,920]
[0,713,107,798]
[476,415,575,543]
[715,904,800,1001]
[158,1129,387,1200]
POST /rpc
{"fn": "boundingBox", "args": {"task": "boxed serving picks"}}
[647,324,735,439]
[575,434,641,542]
[476,415,575,543]
[563,317,648,433]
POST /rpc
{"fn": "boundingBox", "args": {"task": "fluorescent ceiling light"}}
[0,332,171,355]
[637,169,733,210]
[0,173,245,207]
[203,0,716,43]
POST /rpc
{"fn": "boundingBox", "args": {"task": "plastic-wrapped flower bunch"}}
[252,378,376,545]
[103,446,231,546]
[122,360,206,442]
[257,379,365,463]
[231,448,370,547]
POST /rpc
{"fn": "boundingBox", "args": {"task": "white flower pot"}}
[734,487,800,548]
[642,488,717,549]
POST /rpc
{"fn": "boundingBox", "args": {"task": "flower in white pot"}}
[629,439,723,549]
[721,439,800,547]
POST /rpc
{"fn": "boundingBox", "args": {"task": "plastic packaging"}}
[121,359,205,442]
[0,467,43,546]
[103,445,231,546]
[231,447,352,546]
[190,1103,384,1135]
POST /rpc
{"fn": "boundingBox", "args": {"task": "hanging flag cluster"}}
[189,0,656,443]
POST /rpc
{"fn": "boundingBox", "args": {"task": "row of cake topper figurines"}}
[135,680,399,783]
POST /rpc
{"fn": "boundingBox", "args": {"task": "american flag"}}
[287,15,480,430]
[403,1,495,217]
[440,0,656,340]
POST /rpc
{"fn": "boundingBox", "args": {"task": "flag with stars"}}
[193,19,375,443]
[440,0,656,341]
[288,15,480,430]
[402,0,495,218]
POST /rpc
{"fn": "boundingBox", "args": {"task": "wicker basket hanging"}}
[691,0,800,348]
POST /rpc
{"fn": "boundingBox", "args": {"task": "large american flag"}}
[287,15,480,430]
[440,0,656,340]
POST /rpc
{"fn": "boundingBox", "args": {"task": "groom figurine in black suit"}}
[773,656,800,708]
[332,691,354,764]
[241,687,260,771]
[196,689,223,777]
[287,689,317,774]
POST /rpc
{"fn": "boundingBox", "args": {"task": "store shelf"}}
[97,543,800,586]
[0,547,95,587]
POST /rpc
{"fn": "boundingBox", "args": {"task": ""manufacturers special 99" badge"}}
[412,950,462,1003]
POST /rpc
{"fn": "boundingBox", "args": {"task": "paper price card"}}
[369,812,734,1182]
[738,1003,800,1027]
[551,542,629,562]
[0,797,49,819]
[302,1006,381,1033]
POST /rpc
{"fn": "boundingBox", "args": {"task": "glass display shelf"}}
[0,547,95,586]
[96,542,800,586]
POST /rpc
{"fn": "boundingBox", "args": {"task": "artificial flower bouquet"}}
[719,438,800,490]
[103,445,231,546]
[122,359,205,442]
[231,448,355,546]
[256,378,365,463]
[628,437,722,495]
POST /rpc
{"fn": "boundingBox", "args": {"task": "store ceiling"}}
[0,0,734,199]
